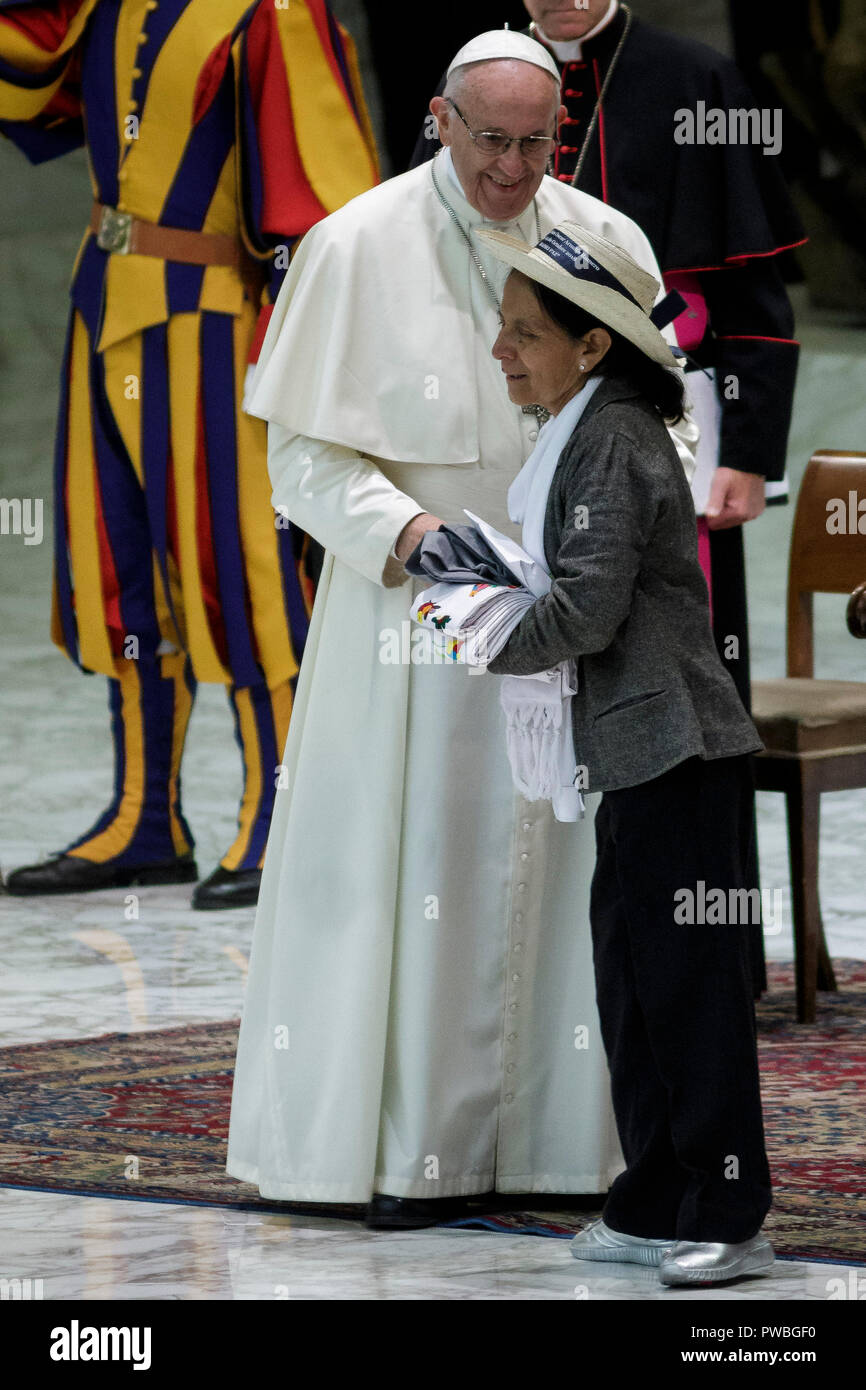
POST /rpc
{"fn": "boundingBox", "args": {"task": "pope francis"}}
[226,29,698,1228]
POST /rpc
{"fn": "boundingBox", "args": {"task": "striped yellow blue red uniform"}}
[0,0,378,871]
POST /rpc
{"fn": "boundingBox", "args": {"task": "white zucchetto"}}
[446,29,560,82]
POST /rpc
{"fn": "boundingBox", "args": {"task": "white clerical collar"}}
[444,145,466,198]
[534,1,619,63]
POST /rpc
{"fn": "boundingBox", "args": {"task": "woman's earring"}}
[579,362,586,372]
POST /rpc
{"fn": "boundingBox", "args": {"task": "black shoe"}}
[4,851,198,897]
[191,865,262,911]
[365,1194,475,1230]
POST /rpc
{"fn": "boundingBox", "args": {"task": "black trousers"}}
[590,754,772,1243]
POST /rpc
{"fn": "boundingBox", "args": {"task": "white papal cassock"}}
[226,152,697,1202]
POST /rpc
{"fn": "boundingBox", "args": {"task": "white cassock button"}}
[517,883,526,893]
[520,852,528,861]
[506,1063,515,1074]
[513,942,523,953]
[515,912,523,923]
[512,973,520,982]
[509,1003,518,1013]
[504,1092,514,1103]
[528,429,538,441]
[522,821,531,832]
[507,1032,517,1041]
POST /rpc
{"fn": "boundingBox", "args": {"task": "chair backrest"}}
[787,450,866,677]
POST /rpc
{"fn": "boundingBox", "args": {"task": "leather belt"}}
[90,203,244,268]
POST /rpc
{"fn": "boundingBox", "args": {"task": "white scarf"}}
[508,378,602,574]
[499,380,601,821]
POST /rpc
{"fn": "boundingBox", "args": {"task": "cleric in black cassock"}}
[412,0,807,994]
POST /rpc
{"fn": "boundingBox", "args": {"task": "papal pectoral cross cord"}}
[430,155,550,426]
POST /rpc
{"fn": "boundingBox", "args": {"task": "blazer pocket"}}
[594,689,667,721]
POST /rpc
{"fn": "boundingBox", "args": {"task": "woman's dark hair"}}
[534,281,686,425]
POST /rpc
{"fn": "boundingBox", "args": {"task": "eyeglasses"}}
[446,99,558,160]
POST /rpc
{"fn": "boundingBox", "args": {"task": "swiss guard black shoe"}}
[191,866,262,910]
[4,852,199,896]
[365,1195,474,1230]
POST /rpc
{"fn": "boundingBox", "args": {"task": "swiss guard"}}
[0,0,378,907]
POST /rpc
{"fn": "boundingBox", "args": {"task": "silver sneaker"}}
[659,1234,775,1286]
[570,1219,676,1267]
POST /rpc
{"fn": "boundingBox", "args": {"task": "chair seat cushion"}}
[751,678,866,753]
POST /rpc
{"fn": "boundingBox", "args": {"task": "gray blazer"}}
[487,375,762,792]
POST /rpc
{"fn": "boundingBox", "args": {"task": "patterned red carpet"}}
[0,961,863,1262]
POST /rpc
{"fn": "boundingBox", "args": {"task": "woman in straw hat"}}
[481,220,774,1287]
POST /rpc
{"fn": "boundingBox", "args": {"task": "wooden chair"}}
[751,450,866,1023]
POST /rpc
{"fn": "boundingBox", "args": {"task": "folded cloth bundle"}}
[408,511,584,822]
[410,578,535,665]
[405,521,518,588]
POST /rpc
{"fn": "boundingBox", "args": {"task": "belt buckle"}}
[97,206,133,255]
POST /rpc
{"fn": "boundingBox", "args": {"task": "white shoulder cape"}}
[246,159,675,467]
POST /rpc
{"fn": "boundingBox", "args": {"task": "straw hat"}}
[475,221,678,368]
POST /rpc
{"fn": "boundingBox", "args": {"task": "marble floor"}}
[0,1187,858,1302]
[0,903,861,1305]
